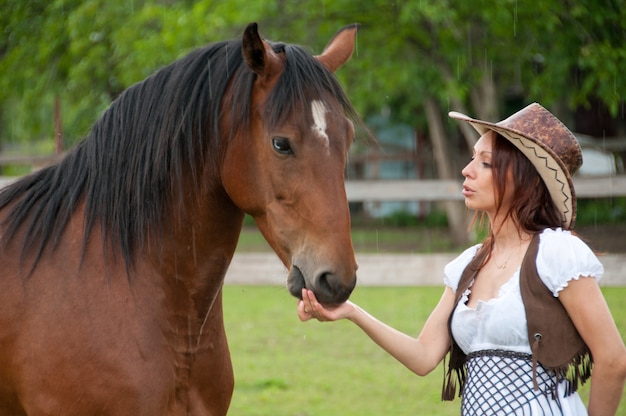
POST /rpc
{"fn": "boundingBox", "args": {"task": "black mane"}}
[0,37,358,272]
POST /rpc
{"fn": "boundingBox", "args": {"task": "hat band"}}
[495,129,574,228]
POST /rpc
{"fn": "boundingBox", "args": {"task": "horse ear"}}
[242,22,282,81]
[315,24,360,73]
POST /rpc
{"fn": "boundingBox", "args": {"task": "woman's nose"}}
[461,161,472,178]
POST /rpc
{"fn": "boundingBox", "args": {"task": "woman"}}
[298,103,626,415]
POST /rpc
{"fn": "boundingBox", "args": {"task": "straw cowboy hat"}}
[449,103,583,229]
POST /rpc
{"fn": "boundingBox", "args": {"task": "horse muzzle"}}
[287,264,356,305]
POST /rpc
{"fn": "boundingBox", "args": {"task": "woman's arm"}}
[559,277,626,416]
[298,287,456,376]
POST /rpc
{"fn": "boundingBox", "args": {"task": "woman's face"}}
[461,131,514,217]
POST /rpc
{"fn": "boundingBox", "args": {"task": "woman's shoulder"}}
[538,227,598,259]
[443,243,482,291]
[536,228,604,296]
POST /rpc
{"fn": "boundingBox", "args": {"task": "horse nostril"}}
[317,272,333,295]
[287,266,306,299]
[314,271,354,304]
[287,263,356,304]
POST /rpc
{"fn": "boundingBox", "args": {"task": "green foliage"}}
[1,0,625,163]
[562,0,626,114]
[384,210,422,227]
[374,209,448,228]
[577,197,626,225]
[0,0,275,146]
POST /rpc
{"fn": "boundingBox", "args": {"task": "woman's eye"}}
[272,137,293,155]
[482,162,492,168]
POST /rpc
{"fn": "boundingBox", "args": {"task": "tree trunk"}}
[470,71,499,122]
[424,97,469,246]
[448,96,479,150]
[427,62,478,151]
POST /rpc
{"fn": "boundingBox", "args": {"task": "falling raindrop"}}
[513,0,518,37]
[354,23,359,57]
[467,23,473,66]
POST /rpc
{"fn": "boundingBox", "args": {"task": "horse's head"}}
[221,23,359,305]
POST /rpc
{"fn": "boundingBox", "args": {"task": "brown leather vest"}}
[442,233,592,401]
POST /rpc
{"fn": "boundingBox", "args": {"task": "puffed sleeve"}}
[536,228,604,297]
[443,244,481,291]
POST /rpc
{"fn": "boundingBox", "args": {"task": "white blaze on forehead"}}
[310,100,329,148]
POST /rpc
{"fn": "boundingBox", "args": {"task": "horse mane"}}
[0,37,359,274]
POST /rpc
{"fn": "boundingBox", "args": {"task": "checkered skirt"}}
[461,350,576,415]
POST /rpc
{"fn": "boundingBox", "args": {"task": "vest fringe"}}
[556,347,593,397]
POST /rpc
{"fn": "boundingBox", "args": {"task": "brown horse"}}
[0,23,359,415]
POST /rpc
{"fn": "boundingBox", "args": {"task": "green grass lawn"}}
[223,285,626,415]
[235,225,462,254]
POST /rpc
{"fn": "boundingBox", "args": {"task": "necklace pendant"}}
[496,262,507,269]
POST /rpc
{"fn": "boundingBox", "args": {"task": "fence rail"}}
[0,155,62,165]
[2,175,626,201]
[345,176,626,201]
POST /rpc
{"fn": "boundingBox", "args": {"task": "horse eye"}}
[272,137,293,155]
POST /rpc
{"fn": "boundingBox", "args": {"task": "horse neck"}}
[145,184,245,319]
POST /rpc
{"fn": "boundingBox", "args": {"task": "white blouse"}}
[444,228,604,356]
[444,228,604,415]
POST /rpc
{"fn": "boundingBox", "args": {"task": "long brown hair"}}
[472,133,564,261]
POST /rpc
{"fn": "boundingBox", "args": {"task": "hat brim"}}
[449,111,576,228]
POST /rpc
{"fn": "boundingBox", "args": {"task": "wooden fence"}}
[344,176,626,201]
[2,176,626,201]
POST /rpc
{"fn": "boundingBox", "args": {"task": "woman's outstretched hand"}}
[297,288,355,322]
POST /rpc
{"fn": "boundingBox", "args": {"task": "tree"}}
[0,0,273,147]
[1,1,624,240]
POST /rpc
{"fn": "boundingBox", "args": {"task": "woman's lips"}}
[462,185,475,197]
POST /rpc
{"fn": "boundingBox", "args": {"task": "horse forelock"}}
[0,38,254,274]
[263,43,358,133]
